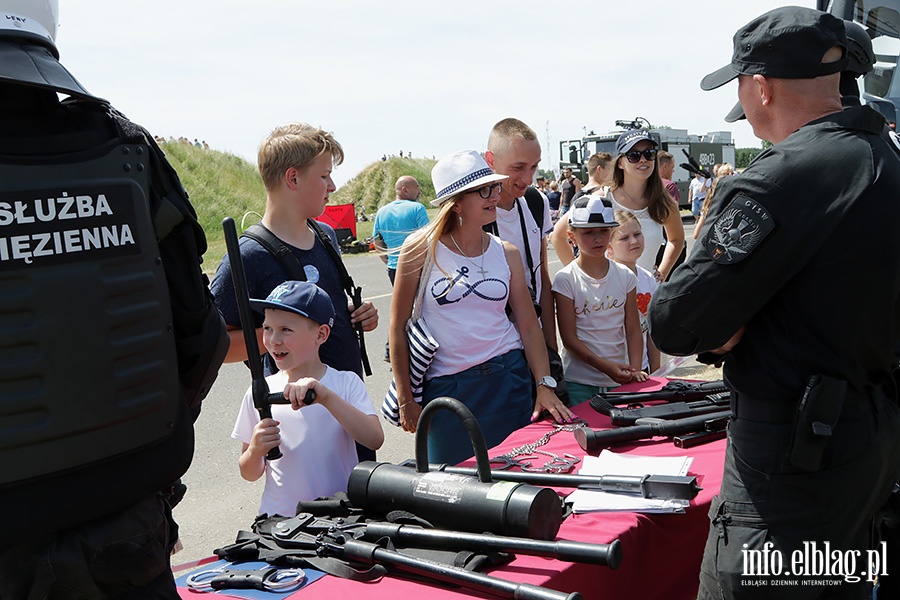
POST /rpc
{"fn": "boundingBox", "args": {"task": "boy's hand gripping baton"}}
[224,217,315,459]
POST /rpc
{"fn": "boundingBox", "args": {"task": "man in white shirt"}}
[484,118,556,352]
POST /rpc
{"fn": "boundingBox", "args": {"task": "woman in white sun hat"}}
[389,150,574,464]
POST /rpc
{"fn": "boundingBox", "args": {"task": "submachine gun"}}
[579,380,732,453]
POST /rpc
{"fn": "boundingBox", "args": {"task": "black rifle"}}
[575,411,732,455]
[589,380,729,416]
[403,461,701,501]
[609,392,730,426]
[223,217,314,461]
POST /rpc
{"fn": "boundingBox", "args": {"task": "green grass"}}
[159,142,438,272]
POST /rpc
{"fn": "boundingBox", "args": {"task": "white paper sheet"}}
[567,450,694,514]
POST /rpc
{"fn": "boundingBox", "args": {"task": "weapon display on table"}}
[223,217,315,461]
[320,532,581,600]
[348,397,564,540]
[272,512,621,568]
[215,510,619,600]
[575,410,732,455]
[403,460,701,501]
[608,392,730,426]
[589,380,729,416]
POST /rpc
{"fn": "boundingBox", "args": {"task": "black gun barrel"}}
[609,392,730,426]
[575,410,732,454]
[589,381,728,416]
[335,535,582,600]
[362,522,622,569]
[421,464,700,501]
[223,217,281,461]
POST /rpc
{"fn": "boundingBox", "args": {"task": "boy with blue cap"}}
[232,281,384,517]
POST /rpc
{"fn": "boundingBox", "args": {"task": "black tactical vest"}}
[0,111,194,542]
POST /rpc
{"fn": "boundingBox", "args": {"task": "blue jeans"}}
[421,349,532,465]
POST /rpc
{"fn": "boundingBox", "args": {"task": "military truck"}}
[558,118,735,209]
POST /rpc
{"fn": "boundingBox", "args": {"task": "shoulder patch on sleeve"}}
[705,193,774,264]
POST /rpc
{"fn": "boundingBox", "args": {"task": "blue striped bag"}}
[381,249,437,426]
[381,317,439,426]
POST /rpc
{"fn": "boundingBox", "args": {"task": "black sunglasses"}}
[624,149,658,163]
[470,182,502,199]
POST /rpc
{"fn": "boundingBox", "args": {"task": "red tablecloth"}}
[179,377,726,599]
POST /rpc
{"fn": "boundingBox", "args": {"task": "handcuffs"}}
[185,565,306,593]
[489,417,587,474]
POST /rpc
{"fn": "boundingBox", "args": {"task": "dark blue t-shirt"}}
[210,223,362,378]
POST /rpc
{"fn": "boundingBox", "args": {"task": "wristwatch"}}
[536,375,557,391]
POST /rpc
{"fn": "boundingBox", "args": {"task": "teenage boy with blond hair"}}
[211,123,379,459]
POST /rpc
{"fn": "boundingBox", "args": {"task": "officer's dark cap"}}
[701,6,849,91]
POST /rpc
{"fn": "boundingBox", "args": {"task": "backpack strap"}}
[307,219,372,377]
[241,221,372,377]
[523,186,545,233]
[241,224,307,281]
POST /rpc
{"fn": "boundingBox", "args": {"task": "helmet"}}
[844,20,875,77]
[0,0,58,55]
[0,0,100,100]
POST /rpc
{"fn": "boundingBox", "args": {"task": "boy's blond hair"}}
[257,123,345,191]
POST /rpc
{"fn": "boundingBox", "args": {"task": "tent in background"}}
[315,203,356,245]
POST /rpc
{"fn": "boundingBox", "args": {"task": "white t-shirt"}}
[634,265,660,371]
[552,260,638,388]
[422,235,522,378]
[608,191,664,274]
[690,177,711,200]
[493,195,552,301]
[232,367,375,517]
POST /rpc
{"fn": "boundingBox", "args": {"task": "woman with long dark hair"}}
[607,130,685,282]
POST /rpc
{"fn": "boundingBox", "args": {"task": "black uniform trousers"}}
[698,389,900,599]
[0,494,179,600]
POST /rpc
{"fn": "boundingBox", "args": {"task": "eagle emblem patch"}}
[705,194,774,264]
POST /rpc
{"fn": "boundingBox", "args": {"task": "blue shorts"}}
[422,349,532,465]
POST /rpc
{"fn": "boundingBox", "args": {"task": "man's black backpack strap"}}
[523,186,545,232]
[241,221,372,376]
[241,223,307,281]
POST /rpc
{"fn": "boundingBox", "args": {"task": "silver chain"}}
[490,418,587,473]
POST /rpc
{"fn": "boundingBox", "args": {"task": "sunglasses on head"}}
[470,182,502,199]
[624,149,657,163]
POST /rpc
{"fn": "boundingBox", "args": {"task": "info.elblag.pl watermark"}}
[741,541,888,587]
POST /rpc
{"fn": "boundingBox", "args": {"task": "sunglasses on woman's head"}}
[470,183,502,199]
[624,149,657,163]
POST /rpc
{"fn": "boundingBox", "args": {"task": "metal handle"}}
[414,397,493,483]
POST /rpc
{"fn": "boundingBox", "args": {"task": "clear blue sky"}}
[57,1,811,186]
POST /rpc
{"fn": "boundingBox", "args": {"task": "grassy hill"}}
[159,143,436,270]
[159,141,266,269]
[331,156,436,215]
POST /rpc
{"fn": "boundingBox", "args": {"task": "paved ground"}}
[171,219,718,568]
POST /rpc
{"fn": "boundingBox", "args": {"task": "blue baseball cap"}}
[250,281,335,327]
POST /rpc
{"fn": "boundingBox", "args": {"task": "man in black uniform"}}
[649,7,900,599]
[0,2,227,597]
